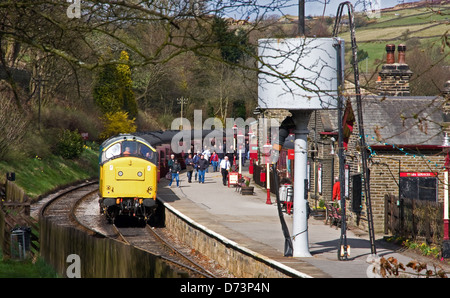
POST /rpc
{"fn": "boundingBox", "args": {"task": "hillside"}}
[338,3,449,75]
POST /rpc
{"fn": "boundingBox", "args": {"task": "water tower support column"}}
[291,110,313,257]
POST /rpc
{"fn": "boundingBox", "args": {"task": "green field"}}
[338,4,449,74]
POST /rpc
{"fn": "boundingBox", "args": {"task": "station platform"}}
[157,164,450,278]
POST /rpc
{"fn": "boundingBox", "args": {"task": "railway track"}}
[113,224,217,278]
[40,182,220,278]
[40,181,99,234]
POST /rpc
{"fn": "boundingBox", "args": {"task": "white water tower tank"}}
[258,37,344,110]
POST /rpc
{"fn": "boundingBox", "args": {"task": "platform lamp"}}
[258,37,345,257]
[441,132,450,258]
[248,129,255,174]
[232,124,238,168]
[262,142,273,204]
[237,129,245,176]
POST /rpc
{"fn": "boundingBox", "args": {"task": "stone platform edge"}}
[158,197,312,278]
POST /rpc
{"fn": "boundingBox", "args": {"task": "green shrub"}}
[54,129,84,159]
[99,111,137,140]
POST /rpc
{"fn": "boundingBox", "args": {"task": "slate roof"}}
[320,95,446,147]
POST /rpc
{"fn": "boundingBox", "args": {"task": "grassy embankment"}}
[0,143,99,277]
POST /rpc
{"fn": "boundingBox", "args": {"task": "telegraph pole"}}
[177,97,189,130]
[298,0,305,36]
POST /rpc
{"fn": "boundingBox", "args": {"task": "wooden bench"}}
[326,204,342,228]
[235,178,245,193]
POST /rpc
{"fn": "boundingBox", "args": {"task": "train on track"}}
[99,134,159,222]
[98,130,230,223]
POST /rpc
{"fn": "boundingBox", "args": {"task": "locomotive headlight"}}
[137,171,143,177]
[118,171,123,176]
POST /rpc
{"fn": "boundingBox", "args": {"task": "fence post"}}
[384,195,389,234]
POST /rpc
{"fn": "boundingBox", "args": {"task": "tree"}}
[116,51,138,119]
[93,50,138,119]
[212,17,250,64]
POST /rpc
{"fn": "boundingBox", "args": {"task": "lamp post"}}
[248,129,255,174]
[263,143,272,205]
[232,124,238,168]
[441,132,450,257]
[237,129,244,176]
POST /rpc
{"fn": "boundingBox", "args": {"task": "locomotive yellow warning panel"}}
[99,134,158,223]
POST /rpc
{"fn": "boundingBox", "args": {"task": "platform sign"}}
[228,172,239,187]
[288,149,295,160]
[250,145,258,160]
[400,172,437,177]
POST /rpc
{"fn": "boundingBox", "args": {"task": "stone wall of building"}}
[344,142,446,233]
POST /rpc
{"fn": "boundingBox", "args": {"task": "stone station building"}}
[305,44,449,233]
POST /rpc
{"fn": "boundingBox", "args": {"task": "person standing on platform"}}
[332,176,341,207]
[226,145,235,171]
[220,155,231,186]
[202,146,211,173]
[210,151,219,172]
[193,151,200,181]
[168,159,181,187]
[185,153,194,183]
[168,154,175,171]
[217,145,224,166]
[197,154,209,184]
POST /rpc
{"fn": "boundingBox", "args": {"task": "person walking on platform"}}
[185,153,194,183]
[220,155,231,186]
[197,154,209,184]
[193,151,200,181]
[168,159,181,187]
[210,151,219,172]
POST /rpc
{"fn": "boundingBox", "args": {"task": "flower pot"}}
[241,186,254,195]
[313,209,326,218]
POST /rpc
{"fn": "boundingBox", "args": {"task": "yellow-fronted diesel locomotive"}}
[99,134,158,223]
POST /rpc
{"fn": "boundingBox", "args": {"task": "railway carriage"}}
[98,130,229,223]
[99,134,158,222]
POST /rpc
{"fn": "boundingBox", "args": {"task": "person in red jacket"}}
[332,176,341,207]
[210,151,219,172]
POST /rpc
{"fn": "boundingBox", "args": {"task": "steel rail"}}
[112,223,217,278]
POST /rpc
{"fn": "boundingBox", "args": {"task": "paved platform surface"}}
[158,165,450,278]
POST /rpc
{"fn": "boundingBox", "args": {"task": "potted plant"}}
[313,199,326,218]
[241,178,254,195]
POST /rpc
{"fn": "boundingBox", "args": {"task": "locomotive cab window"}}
[121,141,137,156]
[104,143,121,160]
[101,137,157,165]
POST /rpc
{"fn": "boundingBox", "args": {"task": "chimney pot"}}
[385,44,395,64]
[398,44,406,64]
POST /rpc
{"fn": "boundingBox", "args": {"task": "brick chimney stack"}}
[376,44,413,96]
[443,80,450,98]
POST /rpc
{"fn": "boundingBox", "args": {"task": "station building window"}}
[399,172,438,202]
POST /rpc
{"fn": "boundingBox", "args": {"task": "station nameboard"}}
[400,172,437,177]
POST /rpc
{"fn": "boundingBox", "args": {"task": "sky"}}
[277,0,419,16]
